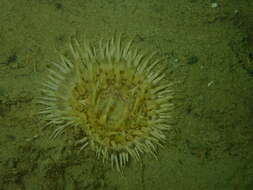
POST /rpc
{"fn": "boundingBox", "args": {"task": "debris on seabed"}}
[207,81,214,87]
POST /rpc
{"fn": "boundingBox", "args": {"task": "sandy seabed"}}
[0,0,253,189]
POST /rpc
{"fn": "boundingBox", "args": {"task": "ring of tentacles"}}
[38,34,174,171]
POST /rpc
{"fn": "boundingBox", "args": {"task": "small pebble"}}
[211,3,218,8]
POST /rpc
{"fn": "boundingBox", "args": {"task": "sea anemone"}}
[38,34,174,171]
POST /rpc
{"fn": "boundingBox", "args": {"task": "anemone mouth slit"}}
[38,34,174,171]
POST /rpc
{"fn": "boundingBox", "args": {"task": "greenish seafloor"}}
[0,0,253,189]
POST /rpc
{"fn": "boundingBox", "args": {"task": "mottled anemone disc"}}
[38,34,174,171]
